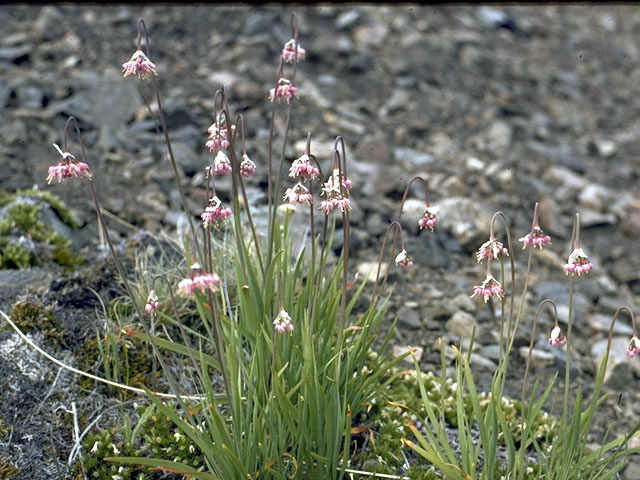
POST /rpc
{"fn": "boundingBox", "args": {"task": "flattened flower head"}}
[395,249,414,269]
[273,309,294,334]
[548,326,567,347]
[282,38,306,63]
[563,247,593,276]
[519,225,551,249]
[476,238,509,263]
[627,336,640,358]
[122,50,157,79]
[46,143,90,184]
[201,196,232,227]
[418,206,439,232]
[471,274,504,303]
[269,78,298,104]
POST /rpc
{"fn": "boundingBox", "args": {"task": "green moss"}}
[0,457,20,480]
[0,190,83,270]
[3,301,68,348]
[75,404,204,479]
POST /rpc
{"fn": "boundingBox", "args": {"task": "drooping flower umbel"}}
[471,273,504,303]
[212,151,232,176]
[177,263,220,297]
[419,206,439,232]
[289,153,319,181]
[548,326,567,347]
[395,249,414,269]
[476,237,509,264]
[205,114,234,154]
[563,213,593,276]
[320,168,352,215]
[144,289,159,314]
[201,195,233,227]
[563,247,593,276]
[627,336,640,358]
[269,77,298,104]
[284,183,313,205]
[46,144,90,184]
[273,309,294,334]
[239,153,256,177]
[520,202,551,249]
[281,38,306,63]
[122,49,157,79]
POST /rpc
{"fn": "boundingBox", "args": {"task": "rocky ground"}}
[2,5,640,479]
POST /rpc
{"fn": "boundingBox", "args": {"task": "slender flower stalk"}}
[562,213,588,429]
[519,299,558,478]
[397,175,438,232]
[519,203,551,249]
[123,18,199,257]
[50,116,201,428]
[266,13,302,273]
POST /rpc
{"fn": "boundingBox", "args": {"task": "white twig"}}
[0,307,209,401]
[343,468,409,480]
[32,366,64,418]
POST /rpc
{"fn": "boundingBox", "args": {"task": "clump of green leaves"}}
[0,189,83,269]
[352,366,557,478]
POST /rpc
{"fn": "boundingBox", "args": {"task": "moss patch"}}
[0,189,83,270]
[3,301,68,349]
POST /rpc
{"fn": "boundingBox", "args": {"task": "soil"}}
[2,5,640,479]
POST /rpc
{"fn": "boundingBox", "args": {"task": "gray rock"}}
[518,346,557,368]
[335,10,360,29]
[579,209,616,227]
[438,197,492,248]
[591,337,640,388]
[48,71,142,150]
[579,184,612,212]
[353,22,389,49]
[397,306,423,330]
[446,310,477,338]
[587,313,633,336]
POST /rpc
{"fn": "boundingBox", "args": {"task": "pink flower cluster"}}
[319,168,352,215]
[240,154,256,177]
[144,290,159,314]
[519,225,551,249]
[284,183,313,205]
[289,154,319,180]
[201,196,232,227]
[273,310,294,334]
[476,238,509,263]
[627,336,640,358]
[548,326,567,347]
[122,50,157,79]
[269,78,298,104]
[177,264,220,297]
[282,38,306,63]
[563,248,593,276]
[213,151,232,176]
[205,121,232,153]
[395,249,414,269]
[471,274,504,303]
[46,144,89,184]
[419,206,439,232]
